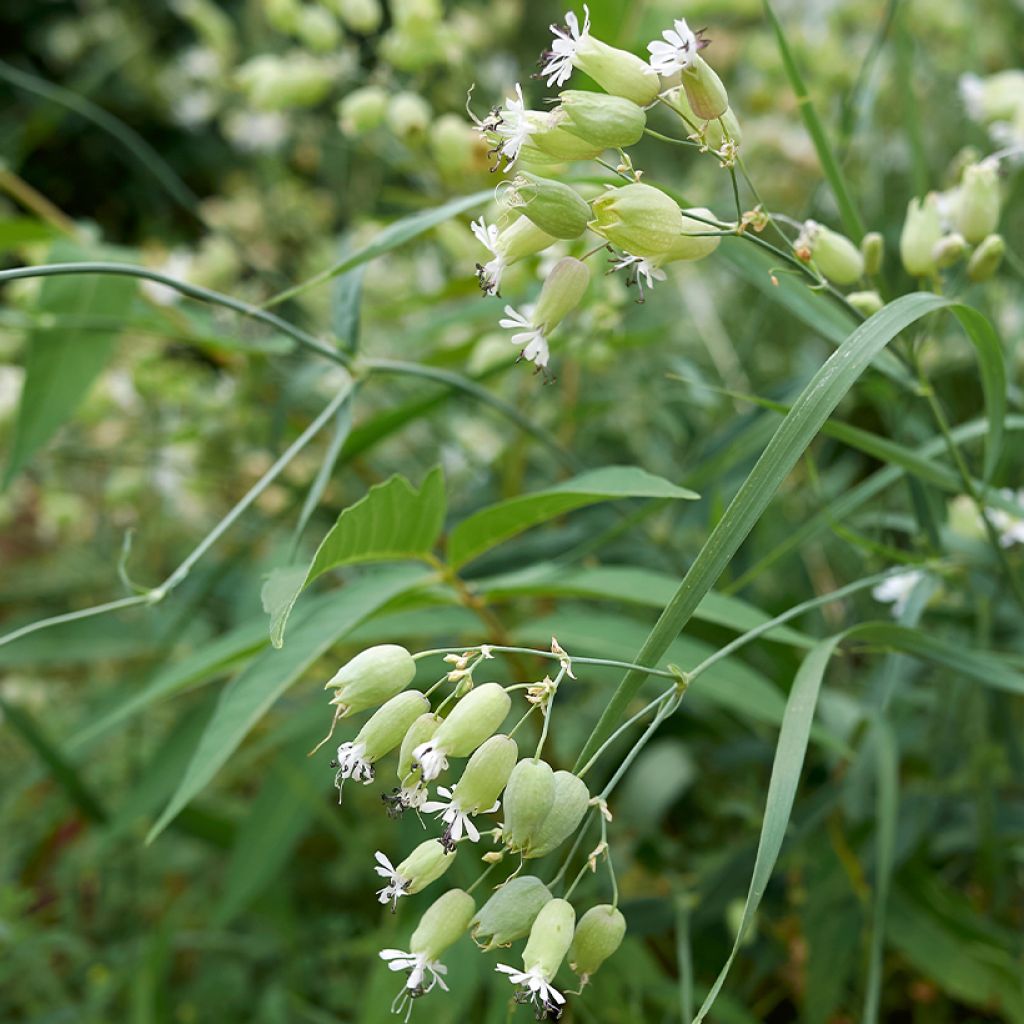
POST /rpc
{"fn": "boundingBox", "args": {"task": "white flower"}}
[224,109,289,153]
[495,963,566,1016]
[421,786,499,851]
[471,217,505,295]
[610,252,667,301]
[648,18,701,75]
[380,948,449,1019]
[382,782,430,818]
[499,305,549,368]
[541,6,591,89]
[872,570,924,617]
[491,83,535,169]
[141,250,193,306]
[332,740,374,802]
[374,851,410,910]
[958,73,985,122]
[987,488,1024,547]
[411,741,449,782]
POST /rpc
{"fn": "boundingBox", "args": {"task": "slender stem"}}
[467,861,499,895]
[643,127,700,148]
[577,689,675,779]
[507,703,539,739]
[0,595,151,650]
[598,693,682,800]
[549,812,594,889]
[534,666,566,760]
[0,168,80,236]
[413,644,680,680]
[601,813,618,908]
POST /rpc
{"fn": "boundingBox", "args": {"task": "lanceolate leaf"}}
[262,468,445,647]
[149,566,428,842]
[447,466,698,569]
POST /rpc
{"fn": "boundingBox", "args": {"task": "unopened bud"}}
[574,38,661,106]
[533,257,590,333]
[452,734,518,813]
[471,876,554,949]
[967,233,1005,282]
[387,91,432,143]
[326,644,416,718]
[356,691,429,760]
[495,216,558,264]
[569,904,626,982]
[505,173,591,239]
[409,888,476,961]
[932,232,968,269]
[860,231,884,276]
[556,90,646,150]
[663,207,721,262]
[523,898,576,979]
[682,56,729,121]
[295,6,341,53]
[900,194,943,278]
[324,0,382,34]
[431,683,511,758]
[236,52,335,110]
[395,839,455,895]
[524,771,590,859]
[847,290,884,316]
[798,221,864,285]
[338,85,388,137]
[589,183,683,258]
[502,758,555,853]
[956,161,1001,244]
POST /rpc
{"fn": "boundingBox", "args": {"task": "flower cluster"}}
[319,641,628,1019]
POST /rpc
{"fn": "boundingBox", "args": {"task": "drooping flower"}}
[374,851,409,909]
[332,739,376,795]
[490,83,535,169]
[471,217,505,295]
[541,6,592,88]
[499,304,550,368]
[379,948,449,1019]
[609,251,667,300]
[495,963,566,1016]
[421,786,499,848]
[872,570,925,617]
[647,19,705,75]
[373,842,454,911]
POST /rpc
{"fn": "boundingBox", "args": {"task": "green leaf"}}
[575,294,1004,770]
[4,241,137,485]
[262,467,445,647]
[148,565,428,842]
[0,217,59,249]
[447,466,698,569]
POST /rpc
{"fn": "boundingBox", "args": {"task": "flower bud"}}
[326,644,416,718]
[589,183,683,258]
[556,90,646,150]
[664,88,742,147]
[409,888,476,961]
[431,683,511,758]
[956,161,1001,244]
[236,52,335,110]
[356,691,429,760]
[263,0,301,33]
[932,232,968,269]
[847,290,884,316]
[860,231,884,276]
[524,121,605,163]
[324,0,382,34]
[387,91,432,143]
[495,216,558,265]
[502,758,555,853]
[900,194,943,278]
[523,898,575,979]
[663,207,720,263]
[429,114,481,176]
[533,257,590,333]
[682,56,729,121]
[798,221,864,285]
[967,233,1005,282]
[569,904,626,982]
[395,839,454,895]
[472,876,554,949]
[338,85,388,137]
[524,771,590,859]
[574,38,661,106]
[505,173,591,240]
[452,734,518,813]
[295,6,341,53]
[398,712,442,781]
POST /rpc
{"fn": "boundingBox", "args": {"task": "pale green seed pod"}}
[262,0,301,33]
[569,904,627,982]
[409,888,476,961]
[847,290,884,317]
[496,216,558,265]
[860,231,884,276]
[574,37,661,105]
[505,173,591,240]
[323,0,383,34]
[501,759,555,852]
[682,56,729,121]
[471,876,554,949]
[589,183,683,258]
[387,91,432,143]
[338,85,388,137]
[355,691,429,760]
[556,90,646,150]
[967,233,1005,282]
[429,114,480,176]
[398,712,442,781]
[807,223,864,285]
[326,644,416,718]
[900,194,943,278]
[956,161,1001,244]
[390,0,442,30]
[396,839,455,895]
[525,121,605,163]
[663,207,721,263]
[533,258,590,333]
[932,232,969,270]
[432,683,511,758]
[451,734,518,812]
[525,771,591,859]
[236,52,335,110]
[522,898,576,978]
[294,5,341,53]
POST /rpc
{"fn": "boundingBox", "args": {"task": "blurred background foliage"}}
[1,0,1023,1021]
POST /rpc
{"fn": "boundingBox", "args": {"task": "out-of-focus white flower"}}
[987,488,1024,547]
[872,570,924,617]
[223,109,289,152]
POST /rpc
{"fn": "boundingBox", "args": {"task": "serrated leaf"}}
[447,466,698,569]
[148,566,427,841]
[262,468,445,647]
